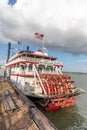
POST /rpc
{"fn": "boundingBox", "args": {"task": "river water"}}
[38,73,87,130]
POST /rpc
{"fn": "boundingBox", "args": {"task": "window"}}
[28,64,33,70]
[38,64,45,72]
[46,65,53,71]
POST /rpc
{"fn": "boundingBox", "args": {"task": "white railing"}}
[33,64,46,94]
[7,56,63,67]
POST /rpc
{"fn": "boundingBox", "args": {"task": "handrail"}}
[6,56,63,67]
[33,64,46,94]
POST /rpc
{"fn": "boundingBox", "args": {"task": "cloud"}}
[0,0,87,54]
[79,59,87,63]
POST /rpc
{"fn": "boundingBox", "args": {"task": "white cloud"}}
[1,0,87,54]
[79,59,87,63]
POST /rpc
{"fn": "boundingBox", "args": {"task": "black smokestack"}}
[26,46,29,51]
[7,42,11,63]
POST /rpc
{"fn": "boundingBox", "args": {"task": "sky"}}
[1,0,87,72]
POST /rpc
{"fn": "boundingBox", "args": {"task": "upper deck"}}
[6,50,63,67]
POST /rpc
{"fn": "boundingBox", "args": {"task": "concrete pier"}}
[0,78,58,130]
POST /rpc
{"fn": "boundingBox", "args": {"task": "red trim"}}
[11,74,34,77]
[24,52,57,59]
[53,64,63,67]
[8,51,57,62]
[6,60,38,67]
[46,97,76,111]
[6,61,63,68]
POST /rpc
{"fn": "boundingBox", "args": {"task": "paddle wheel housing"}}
[39,73,77,111]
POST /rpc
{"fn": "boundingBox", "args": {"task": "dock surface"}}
[0,78,58,130]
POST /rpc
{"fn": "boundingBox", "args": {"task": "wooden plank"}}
[30,106,57,130]
[2,90,10,111]
[0,114,6,130]
[2,89,16,111]
[7,95,16,110]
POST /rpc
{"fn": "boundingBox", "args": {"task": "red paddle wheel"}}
[45,97,76,111]
[39,74,77,111]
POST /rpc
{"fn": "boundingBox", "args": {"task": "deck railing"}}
[7,56,63,66]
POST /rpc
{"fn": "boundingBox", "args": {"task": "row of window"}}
[10,63,62,72]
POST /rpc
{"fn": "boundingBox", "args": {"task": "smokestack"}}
[6,42,11,63]
[26,46,29,51]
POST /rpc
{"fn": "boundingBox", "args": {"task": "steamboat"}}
[5,42,85,111]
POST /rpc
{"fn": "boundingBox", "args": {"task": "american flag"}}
[34,32,44,40]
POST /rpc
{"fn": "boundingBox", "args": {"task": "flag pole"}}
[42,34,45,54]
[42,37,44,51]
